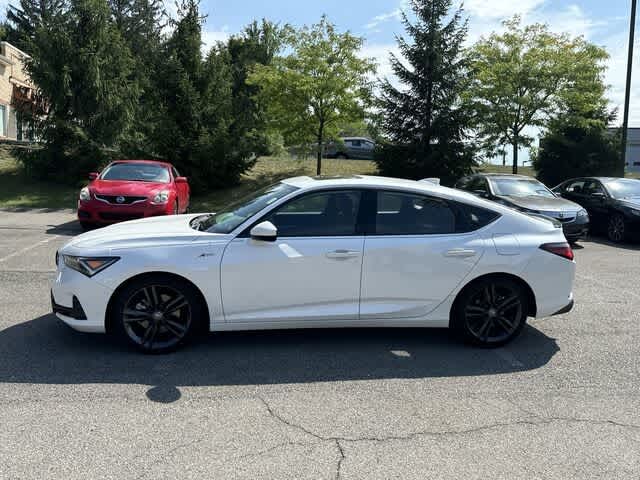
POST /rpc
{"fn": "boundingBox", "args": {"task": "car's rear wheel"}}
[452,277,528,348]
[607,213,626,243]
[112,275,204,354]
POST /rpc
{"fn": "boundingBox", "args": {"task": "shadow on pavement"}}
[46,219,83,236]
[0,315,559,389]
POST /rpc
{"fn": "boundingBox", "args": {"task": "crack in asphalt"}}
[256,395,640,479]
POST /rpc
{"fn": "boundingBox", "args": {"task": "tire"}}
[336,153,348,159]
[607,213,626,243]
[112,275,204,354]
[452,277,528,348]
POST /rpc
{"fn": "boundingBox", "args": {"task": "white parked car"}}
[52,175,576,353]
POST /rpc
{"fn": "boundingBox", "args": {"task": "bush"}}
[534,125,621,187]
[374,142,476,187]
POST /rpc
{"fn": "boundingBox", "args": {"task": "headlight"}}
[79,187,91,201]
[62,255,119,277]
[577,209,589,218]
[631,209,640,217]
[151,190,170,204]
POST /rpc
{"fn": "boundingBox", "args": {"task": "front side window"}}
[266,190,362,237]
[564,180,586,194]
[374,191,456,235]
[101,163,170,183]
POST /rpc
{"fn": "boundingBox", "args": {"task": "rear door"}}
[359,190,488,319]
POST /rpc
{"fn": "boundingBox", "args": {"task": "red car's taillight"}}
[539,242,574,261]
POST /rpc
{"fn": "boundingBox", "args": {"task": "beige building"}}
[0,41,42,142]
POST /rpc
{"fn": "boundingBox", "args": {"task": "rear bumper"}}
[78,199,170,225]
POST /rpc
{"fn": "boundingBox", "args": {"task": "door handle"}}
[326,249,361,259]
[445,248,477,258]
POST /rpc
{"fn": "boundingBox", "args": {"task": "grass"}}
[0,146,79,210]
[190,156,377,212]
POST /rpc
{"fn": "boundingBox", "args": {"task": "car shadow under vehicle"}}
[0,315,559,388]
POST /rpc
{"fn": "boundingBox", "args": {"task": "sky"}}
[188,0,637,127]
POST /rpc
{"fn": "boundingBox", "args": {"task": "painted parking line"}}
[0,236,59,264]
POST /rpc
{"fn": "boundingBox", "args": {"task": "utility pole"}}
[621,0,637,177]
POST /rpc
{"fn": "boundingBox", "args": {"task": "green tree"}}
[108,0,167,156]
[7,0,137,180]
[248,16,375,175]
[467,16,609,174]
[226,20,289,158]
[375,0,476,185]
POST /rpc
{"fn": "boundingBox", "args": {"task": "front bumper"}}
[562,216,590,241]
[51,266,113,333]
[77,199,171,225]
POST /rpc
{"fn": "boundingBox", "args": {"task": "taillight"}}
[540,242,574,261]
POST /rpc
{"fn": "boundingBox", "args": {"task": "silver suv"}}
[325,137,376,160]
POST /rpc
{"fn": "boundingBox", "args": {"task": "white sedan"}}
[52,175,576,353]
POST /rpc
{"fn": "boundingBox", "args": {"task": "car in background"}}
[77,160,190,230]
[53,175,575,353]
[553,177,640,243]
[325,137,376,160]
[455,173,589,243]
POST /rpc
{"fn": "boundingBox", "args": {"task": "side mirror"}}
[88,172,99,181]
[175,176,188,184]
[473,190,488,198]
[250,221,277,242]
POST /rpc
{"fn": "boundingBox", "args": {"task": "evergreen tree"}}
[226,20,287,158]
[375,0,476,185]
[108,0,167,156]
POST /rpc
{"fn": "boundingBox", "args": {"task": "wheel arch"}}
[105,271,210,334]
[450,272,537,320]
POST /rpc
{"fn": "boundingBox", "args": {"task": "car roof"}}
[110,159,173,168]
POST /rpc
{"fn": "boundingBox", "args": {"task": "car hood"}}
[62,214,225,253]
[497,195,582,213]
[89,179,170,196]
[619,196,640,209]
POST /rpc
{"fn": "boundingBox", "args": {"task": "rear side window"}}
[454,202,501,232]
[374,191,456,235]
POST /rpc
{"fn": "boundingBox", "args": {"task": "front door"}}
[360,190,484,319]
[221,190,364,323]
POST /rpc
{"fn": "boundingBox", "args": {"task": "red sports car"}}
[77,160,190,230]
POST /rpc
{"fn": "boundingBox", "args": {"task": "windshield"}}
[100,163,170,183]
[191,183,299,234]
[604,179,640,199]
[491,178,555,198]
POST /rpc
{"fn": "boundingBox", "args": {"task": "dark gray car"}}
[455,173,590,242]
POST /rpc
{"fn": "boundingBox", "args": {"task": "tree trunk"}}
[316,123,324,176]
[512,138,519,175]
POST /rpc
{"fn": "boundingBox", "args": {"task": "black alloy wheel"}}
[113,276,203,353]
[607,213,626,243]
[454,278,528,347]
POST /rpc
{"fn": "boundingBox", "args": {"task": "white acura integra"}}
[52,175,576,353]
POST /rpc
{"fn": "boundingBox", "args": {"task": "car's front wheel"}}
[607,213,626,243]
[112,275,204,353]
[452,277,528,348]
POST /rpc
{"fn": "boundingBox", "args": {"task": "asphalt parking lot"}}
[0,208,639,479]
